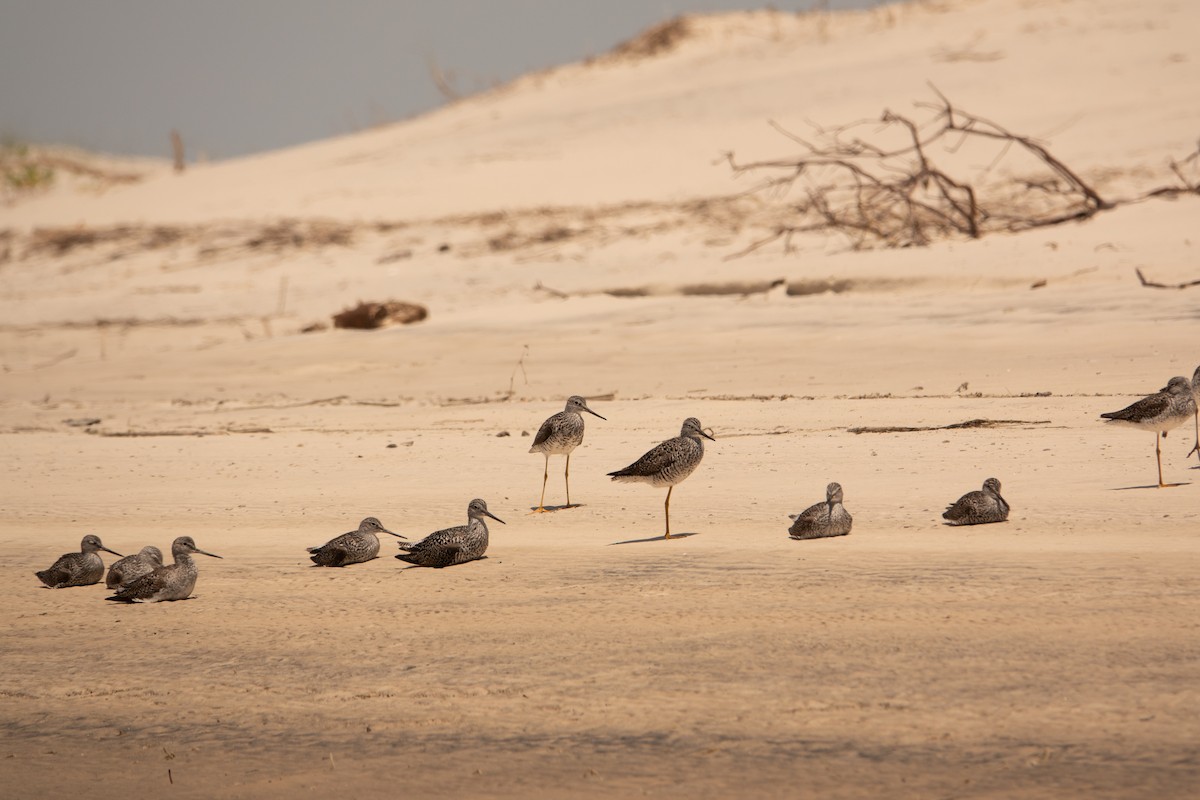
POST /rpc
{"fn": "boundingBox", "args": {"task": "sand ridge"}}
[2,0,1200,797]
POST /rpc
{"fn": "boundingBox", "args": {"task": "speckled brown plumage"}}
[1101,376,1196,487]
[396,499,504,568]
[106,545,164,589]
[308,517,403,567]
[107,536,222,603]
[36,535,123,588]
[943,478,1009,526]
[529,396,606,511]
[789,482,853,540]
[609,417,715,539]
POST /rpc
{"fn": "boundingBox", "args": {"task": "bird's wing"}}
[1102,392,1169,422]
[943,491,983,517]
[790,501,825,524]
[530,413,562,450]
[409,527,464,553]
[610,438,684,477]
[117,568,169,599]
[425,545,463,568]
[38,557,74,586]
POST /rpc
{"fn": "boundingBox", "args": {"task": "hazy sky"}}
[0,0,877,161]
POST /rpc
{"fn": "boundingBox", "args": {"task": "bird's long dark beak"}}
[584,407,607,421]
[380,528,408,540]
[102,546,124,557]
[195,548,223,559]
[701,428,716,441]
[483,510,506,525]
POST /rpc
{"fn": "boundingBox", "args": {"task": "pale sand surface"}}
[3,0,1200,797]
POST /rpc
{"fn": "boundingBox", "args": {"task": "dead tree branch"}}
[726,88,1194,256]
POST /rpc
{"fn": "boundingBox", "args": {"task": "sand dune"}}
[2,0,1199,797]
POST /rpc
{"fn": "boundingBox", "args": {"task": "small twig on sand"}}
[848,418,1050,434]
[533,281,570,299]
[506,346,530,397]
[1135,268,1200,290]
[213,396,349,412]
[33,349,78,370]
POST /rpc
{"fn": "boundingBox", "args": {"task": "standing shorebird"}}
[1101,376,1196,487]
[106,545,164,589]
[942,477,1010,526]
[396,498,505,568]
[608,417,715,539]
[789,482,853,540]
[35,535,123,588]
[529,395,606,512]
[1187,366,1200,463]
[106,536,222,602]
[307,517,405,567]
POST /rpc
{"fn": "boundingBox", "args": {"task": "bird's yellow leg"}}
[533,454,551,512]
[564,452,572,507]
[663,486,673,539]
[1156,432,1166,488]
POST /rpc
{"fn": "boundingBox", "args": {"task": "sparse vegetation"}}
[609,16,692,60]
[1,141,55,196]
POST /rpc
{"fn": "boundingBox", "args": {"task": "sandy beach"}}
[2,0,1199,796]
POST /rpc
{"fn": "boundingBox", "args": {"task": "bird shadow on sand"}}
[1111,482,1191,491]
[393,556,489,571]
[608,532,700,546]
[105,595,199,603]
[940,520,1009,527]
[527,504,584,514]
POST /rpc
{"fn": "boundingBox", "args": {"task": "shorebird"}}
[608,417,715,539]
[1187,366,1200,463]
[529,395,606,512]
[106,545,164,589]
[1101,376,1196,487]
[942,477,1010,526]
[307,517,405,567]
[789,482,853,539]
[106,536,222,602]
[395,499,504,568]
[35,535,123,588]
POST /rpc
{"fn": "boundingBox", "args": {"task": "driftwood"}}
[725,87,1199,257]
[332,300,427,329]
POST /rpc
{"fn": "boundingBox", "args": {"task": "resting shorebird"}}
[529,395,606,512]
[942,477,1010,526]
[307,517,404,567]
[789,482,853,540]
[106,536,222,603]
[106,546,164,589]
[36,535,123,588]
[1187,366,1200,464]
[396,499,504,568]
[1101,376,1196,487]
[608,417,715,539]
